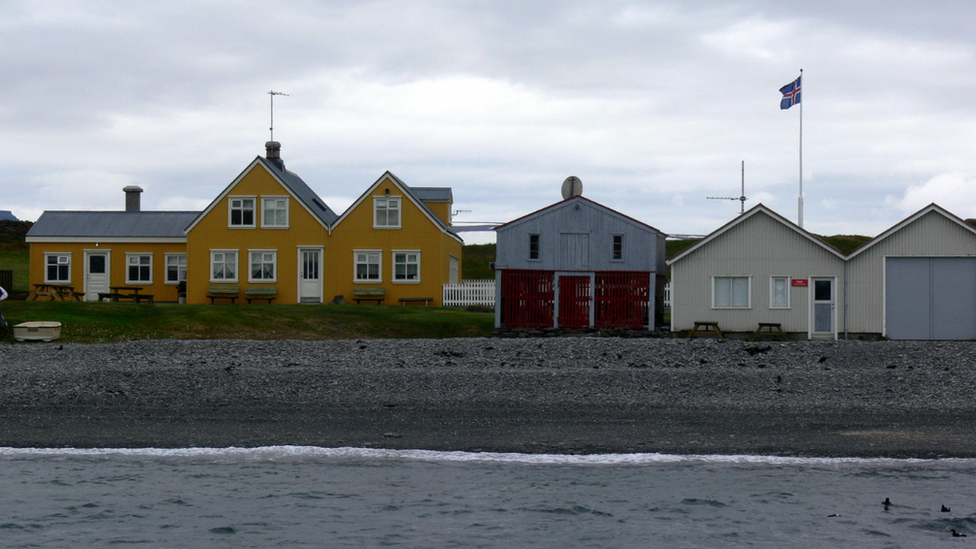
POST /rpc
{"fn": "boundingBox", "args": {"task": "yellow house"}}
[26,141,463,305]
[183,143,337,304]
[25,187,196,302]
[329,171,463,306]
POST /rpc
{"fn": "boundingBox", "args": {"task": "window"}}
[529,234,540,260]
[165,254,186,284]
[354,250,381,282]
[612,234,624,261]
[393,251,420,283]
[211,250,238,282]
[262,197,288,228]
[374,197,400,228]
[126,253,153,284]
[713,276,750,308]
[229,197,255,227]
[770,276,790,308]
[249,250,277,282]
[45,253,71,283]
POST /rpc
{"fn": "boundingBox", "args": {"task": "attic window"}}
[229,197,255,228]
[261,197,289,228]
[374,197,401,228]
[612,235,623,261]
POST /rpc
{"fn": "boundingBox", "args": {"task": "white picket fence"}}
[442,279,496,307]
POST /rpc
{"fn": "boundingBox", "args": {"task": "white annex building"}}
[668,203,976,340]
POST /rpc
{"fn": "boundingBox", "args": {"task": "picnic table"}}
[99,286,154,303]
[27,283,83,302]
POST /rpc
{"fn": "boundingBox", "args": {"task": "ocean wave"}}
[0,446,973,467]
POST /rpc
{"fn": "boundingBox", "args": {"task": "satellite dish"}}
[561,176,583,199]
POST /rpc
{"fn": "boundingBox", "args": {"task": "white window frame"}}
[528,234,540,261]
[228,196,256,228]
[712,276,751,308]
[44,252,71,284]
[210,249,239,283]
[354,249,382,283]
[126,253,153,285]
[611,234,624,261]
[261,196,289,228]
[392,250,421,284]
[373,197,401,229]
[248,249,278,283]
[165,253,187,285]
[770,276,791,309]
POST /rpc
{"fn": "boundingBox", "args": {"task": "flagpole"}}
[798,68,803,228]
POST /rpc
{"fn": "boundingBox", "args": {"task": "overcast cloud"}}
[3,0,975,242]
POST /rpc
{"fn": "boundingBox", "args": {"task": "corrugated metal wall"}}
[495,199,662,273]
[670,212,845,334]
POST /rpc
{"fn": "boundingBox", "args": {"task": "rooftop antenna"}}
[268,90,290,141]
[708,160,748,214]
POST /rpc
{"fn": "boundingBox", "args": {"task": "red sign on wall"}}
[792,279,809,287]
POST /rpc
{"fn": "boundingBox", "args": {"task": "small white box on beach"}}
[13,321,62,342]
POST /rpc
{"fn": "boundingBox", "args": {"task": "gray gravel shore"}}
[1,338,975,457]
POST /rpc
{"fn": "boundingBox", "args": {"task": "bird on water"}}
[882,497,891,510]
[951,529,967,537]
[941,505,951,513]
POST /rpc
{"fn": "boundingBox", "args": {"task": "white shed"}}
[846,204,976,340]
[668,204,846,339]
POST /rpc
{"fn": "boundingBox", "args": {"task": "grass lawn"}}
[0,302,495,343]
[0,251,30,292]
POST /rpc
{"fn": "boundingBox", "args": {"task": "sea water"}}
[0,447,972,548]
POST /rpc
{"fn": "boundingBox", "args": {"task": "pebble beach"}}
[1,337,975,457]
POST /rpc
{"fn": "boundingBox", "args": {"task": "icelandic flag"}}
[780,75,801,109]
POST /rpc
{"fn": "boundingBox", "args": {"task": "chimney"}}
[123,185,143,212]
[265,141,283,169]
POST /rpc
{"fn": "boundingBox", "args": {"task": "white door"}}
[298,249,323,304]
[449,256,459,285]
[810,277,836,339]
[84,251,110,301]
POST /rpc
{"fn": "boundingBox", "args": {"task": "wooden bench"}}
[207,285,240,303]
[687,321,724,339]
[97,292,152,303]
[399,297,434,306]
[245,286,277,303]
[751,322,787,341]
[353,287,385,304]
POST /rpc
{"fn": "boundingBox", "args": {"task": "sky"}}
[3,0,975,243]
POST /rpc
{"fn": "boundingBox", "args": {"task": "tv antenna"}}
[708,160,748,214]
[268,90,290,141]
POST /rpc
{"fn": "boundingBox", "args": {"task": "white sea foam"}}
[0,445,970,466]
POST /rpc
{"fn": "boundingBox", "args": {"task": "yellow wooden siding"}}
[30,241,188,302]
[184,163,329,304]
[329,176,462,306]
[422,201,452,226]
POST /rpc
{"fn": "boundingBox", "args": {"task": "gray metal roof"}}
[382,173,459,238]
[26,211,198,239]
[259,157,339,225]
[410,187,453,203]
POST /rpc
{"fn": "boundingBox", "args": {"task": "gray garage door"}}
[886,257,976,340]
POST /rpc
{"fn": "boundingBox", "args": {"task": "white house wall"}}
[670,212,846,333]
[846,210,976,335]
